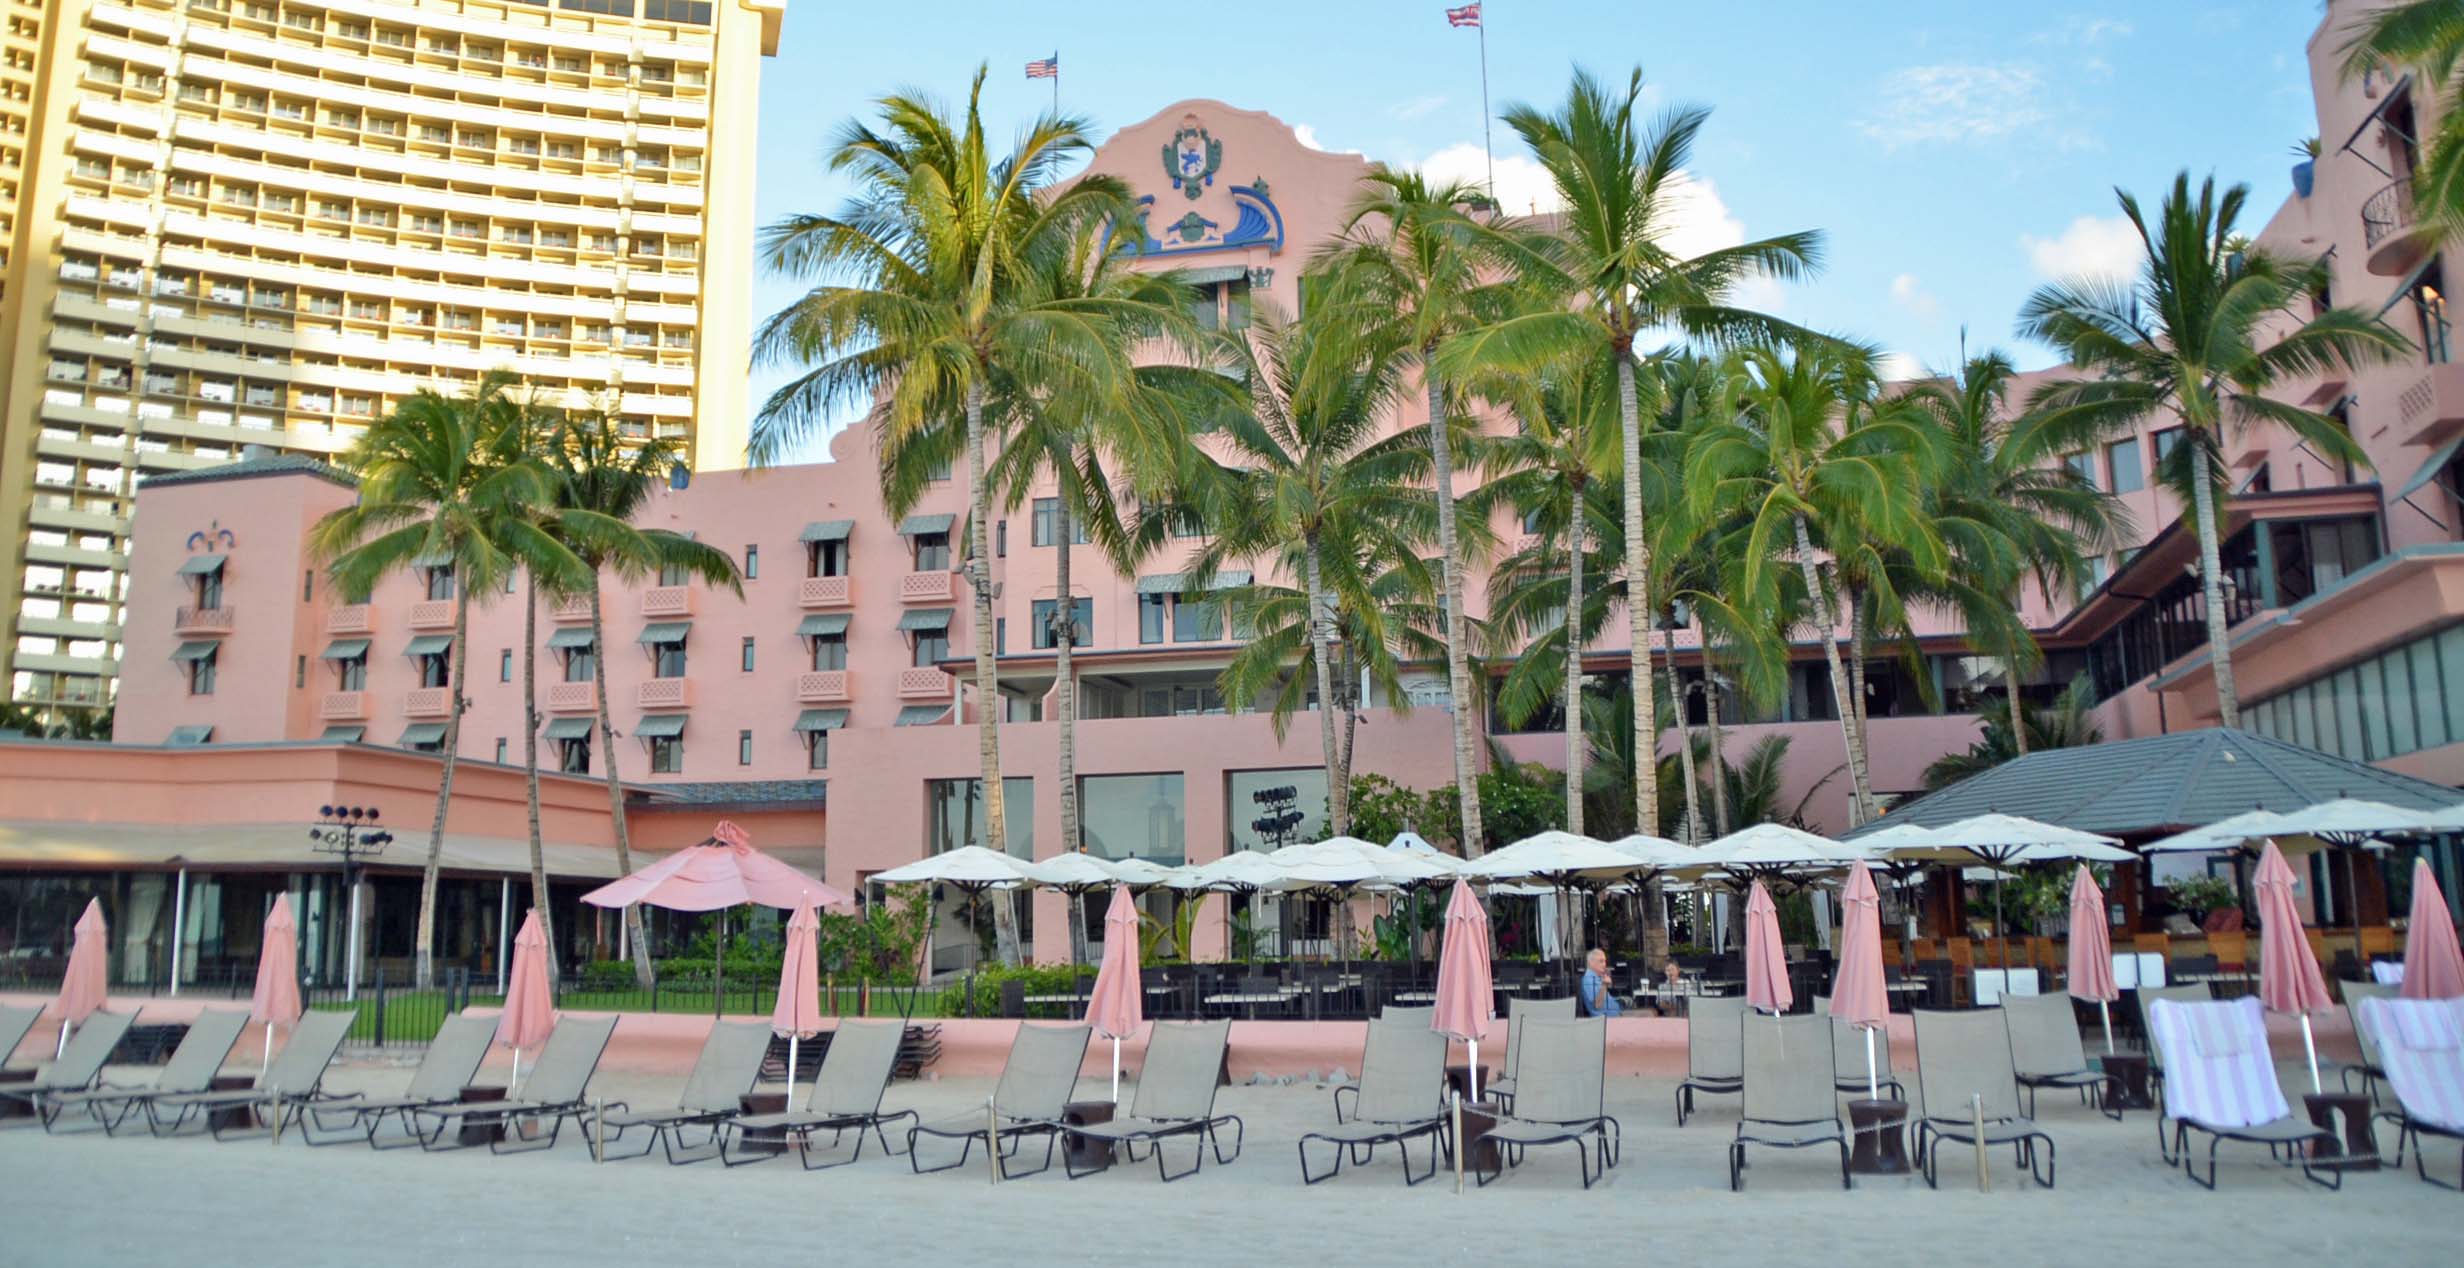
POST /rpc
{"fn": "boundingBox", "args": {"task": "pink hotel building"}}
[8,1,2464,981]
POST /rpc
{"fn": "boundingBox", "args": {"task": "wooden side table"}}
[1060,1100,1115,1172]
[456,1084,506,1147]
[1846,1099,1910,1175]
[205,1075,255,1133]
[2098,1053,2153,1111]
[1444,1064,1498,1103]
[1458,1099,1505,1176]
[735,1091,790,1156]
[0,1069,32,1121]
[2302,1092,2379,1170]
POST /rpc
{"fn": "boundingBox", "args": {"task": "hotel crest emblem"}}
[1162,115,1221,201]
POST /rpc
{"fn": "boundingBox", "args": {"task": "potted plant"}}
[2291,137,2320,198]
[2168,874,2241,929]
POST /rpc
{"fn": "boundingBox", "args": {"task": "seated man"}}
[1578,948,1622,1018]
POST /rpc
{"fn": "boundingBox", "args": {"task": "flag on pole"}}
[1445,2,1481,27]
[1025,54,1059,79]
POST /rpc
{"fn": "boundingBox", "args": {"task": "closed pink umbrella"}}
[1084,885,1145,1104]
[48,898,108,1057]
[1827,862,1888,1097]
[2401,858,2464,1000]
[2254,841,2334,1092]
[1743,880,1792,1015]
[497,910,556,1089]
[1430,880,1493,1099]
[249,895,304,1070]
[772,901,823,1098]
[2065,864,2120,1054]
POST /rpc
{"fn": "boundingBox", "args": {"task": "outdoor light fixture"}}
[310,804,392,1001]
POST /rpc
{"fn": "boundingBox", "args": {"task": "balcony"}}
[402,687,452,717]
[899,571,957,604]
[325,604,373,636]
[546,681,597,713]
[641,586,692,618]
[319,690,367,721]
[2394,361,2464,448]
[796,670,851,703]
[551,595,593,623]
[637,677,691,709]
[2364,177,2425,276]
[407,599,455,630]
[896,668,953,700]
[798,575,853,608]
[173,605,233,636]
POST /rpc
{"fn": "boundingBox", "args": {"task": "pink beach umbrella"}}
[249,895,304,1070]
[2401,859,2464,1000]
[772,901,824,1099]
[581,820,852,912]
[1431,880,1494,1101]
[2065,865,2120,1054]
[1743,880,1792,1015]
[2254,841,2335,1092]
[1827,863,1889,1097]
[497,910,557,1090]
[48,899,108,1057]
[1084,885,1145,1105]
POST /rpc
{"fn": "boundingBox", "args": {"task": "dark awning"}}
[177,554,226,576]
[637,622,691,645]
[792,708,850,732]
[170,641,218,662]
[542,717,595,740]
[411,550,454,568]
[797,613,851,637]
[898,513,955,536]
[895,705,951,727]
[2398,433,2464,502]
[319,725,365,742]
[1180,264,1250,285]
[895,608,952,633]
[547,627,596,650]
[633,714,688,738]
[800,520,854,543]
[403,634,453,657]
[166,725,213,745]
[1137,569,1250,595]
[320,638,369,660]
[398,723,447,745]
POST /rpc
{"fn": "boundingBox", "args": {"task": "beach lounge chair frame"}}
[38,1008,247,1135]
[1728,1013,1849,1191]
[297,1013,497,1148]
[139,1009,357,1140]
[1046,1020,1242,1183]
[1299,1017,1451,1186]
[908,1023,1089,1179]
[0,1011,135,1126]
[2145,996,2343,1190]
[2358,996,2464,1191]
[717,1019,915,1170]
[2121,982,2210,1135]
[410,1014,619,1154]
[1910,1008,2056,1189]
[2338,980,2398,1105]
[591,1019,772,1164]
[2002,992,2107,1117]
[1482,996,1572,1115]
[1473,1017,1619,1190]
[1813,994,1904,1101]
[1676,995,1746,1125]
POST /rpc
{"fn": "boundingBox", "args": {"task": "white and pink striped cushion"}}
[2360,996,2464,1133]
[2147,996,2289,1130]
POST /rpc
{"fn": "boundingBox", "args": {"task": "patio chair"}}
[1910,1008,2056,1189]
[410,1014,619,1154]
[0,1011,135,1124]
[2358,996,2464,1190]
[2338,980,2398,1104]
[1472,1017,1618,1189]
[1486,996,1573,1113]
[2129,983,2212,1136]
[38,1008,247,1135]
[140,1009,357,1140]
[1046,1019,1241,1183]
[1376,1005,1434,1031]
[1676,995,1747,1125]
[908,1023,1089,1178]
[2145,996,2344,1190]
[0,1005,41,1071]
[1729,1012,1849,1191]
[299,1012,496,1148]
[591,1020,772,1164]
[1813,994,1902,1101]
[1301,1018,1449,1185]
[2002,992,2106,1116]
[717,1019,913,1170]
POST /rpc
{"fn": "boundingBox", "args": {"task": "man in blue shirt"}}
[1579,948,1622,1018]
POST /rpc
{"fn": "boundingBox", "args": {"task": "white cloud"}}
[1421,144,1557,213]
[1877,351,1927,382]
[1857,63,2052,149]
[1294,124,1325,151]
[1889,272,1939,318]
[2020,214,2143,282]
[1390,94,1449,123]
[2031,15,2132,46]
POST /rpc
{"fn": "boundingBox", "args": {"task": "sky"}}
[744,2,2330,458]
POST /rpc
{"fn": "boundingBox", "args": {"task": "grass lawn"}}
[308,983,964,1046]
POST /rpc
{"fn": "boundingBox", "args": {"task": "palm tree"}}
[2019,174,2408,725]
[540,409,740,986]
[1921,676,2104,790]
[312,372,560,989]
[502,396,593,973]
[2340,2,2464,248]
[751,67,1143,964]
[1446,66,1822,843]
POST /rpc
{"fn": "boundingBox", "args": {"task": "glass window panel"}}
[1078,774,1186,866]
[1225,768,1327,855]
[2413,640,2449,750]
[925,777,1034,860]
[2358,655,2391,759]
[2334,669,2366,758]
[2291,680,2317,750]
[2442,627,2464,743]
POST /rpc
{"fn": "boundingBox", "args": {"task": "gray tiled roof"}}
[140,450,356,491]
[1853,726,2461,841]
[641,779,828,808]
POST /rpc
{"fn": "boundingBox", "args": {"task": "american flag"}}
[1445,2,1480,27]
[1025,54,1058,79]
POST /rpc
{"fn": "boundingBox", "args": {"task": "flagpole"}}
[1477,14,1494,199]
[1050,50,1059,114]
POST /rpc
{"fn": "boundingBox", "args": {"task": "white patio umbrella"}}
[2145,799,2437,962]
[1388,831,1445,857]
[1103,857,1186,888]
[1021,852,1123,966]
[1890,814,2132,974]
[871,846,1028,975]
[1846,821,1946,938]
[1457,832,1644,968]
[1170,851,1289,964]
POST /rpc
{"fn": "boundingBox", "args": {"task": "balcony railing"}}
[798,576,853,608]
[325,604,373,635]
[173,605,233,635]
[402,687,452,717]
[641,586,692,618]
[551,595,593,623]
[407,599,455,630]
[2364,177,2425,275]
[896,668,953,700]
[637,677,691,709]
[546,681,597,713]
[319,690,366,720]
[796,670,851,703]
[899,571,956,603]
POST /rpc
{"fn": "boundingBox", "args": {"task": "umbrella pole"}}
[1111,1035,1121,1106]
[1467,1038,1479,1103]
[511,1047,521,1093]
[2300,1014,2322,1095]
[787,1034,799,1102]
[1452,1090,1465,1195]
[2099,1000,2114,1055]
[1865,1027,1879,1101]
[2342,845,2364,965]
[713,909,725,1019]
[56,1020,67,1059]
[263,1021,273,1071]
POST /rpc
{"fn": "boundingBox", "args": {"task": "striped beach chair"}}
[2357,996,2464,1191]
[2145,997,2343,1190]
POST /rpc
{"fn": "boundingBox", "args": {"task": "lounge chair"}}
[2145,996,2344,1190]
[1377,1005,1435,1030]
[299,1013,497,1148]
[1300,1017,1450,1185]
[1729,1012,1848,1191]
[1812,993,1902,1101]
[2002,992,2107,1116]
[1472,1017,1618,1189]
[2338,980,2398,1104]
[717,1020,913,1170]
[410,1014,619,1153]
[0,1011,136,1125]
[908,1024,1089,1178]
[0,1005,41,1071]
[1046,1020,1241,1182]
[2359,996,2464,1190]
[38,1008,248,1135]
[1676,995,1747,1125]
[140,1009,357,1140]
[2126,982,2211,1136]
[1485,996,1573,1113]
[591,1020,772,1164]
[1910,1008,2055,1188]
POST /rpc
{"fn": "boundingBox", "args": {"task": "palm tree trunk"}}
[1662,619,1703,843]
[2187,439,2241,726]
[1703,664,1732,836]
[2004,657,2030,757]
[1422,369,1484,856]
[1794,515,1879,823]
[522,575,553,979]
[1614,353,1662,840]
[1304,537,1349,836]
[1053,495,1084,966]
[1846,586,1870,754]
[589,577,654,988]
[1562,485,1586,837]
[415,585,473,990]
[963,377,1021,966]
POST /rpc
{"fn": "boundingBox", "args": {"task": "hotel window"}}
[424,564,455,601]
[739,544,759,579]
[2152,427,2186,469]
[648,735,683,774]
[188,645,217,695]
[334,649,366,691]
[559,733,591,774]
[2411,261,2450,365]
[740,637,756,672]
[560,638,595,683]
[1030,598,1092,650]
[495,738,507,763]
[913,629,949,668]
[738,730,753,766]
[1174,594,1224,643]
[1138,593,1170,645]
[647,630,687,678]
[1079,774,1188,866]
[911,531,951,572]
[805,730,828,770]
[1030,498,1088,547]
[416,644,452,688]
[296,655,307,689]
[809,630,847,671]
[500,649,513,682]
[2064,451,2100,491]
[2322,400,2359,484]
[2106,438,2145,493]
[807,538,848,578]
[925,778,1035,859]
